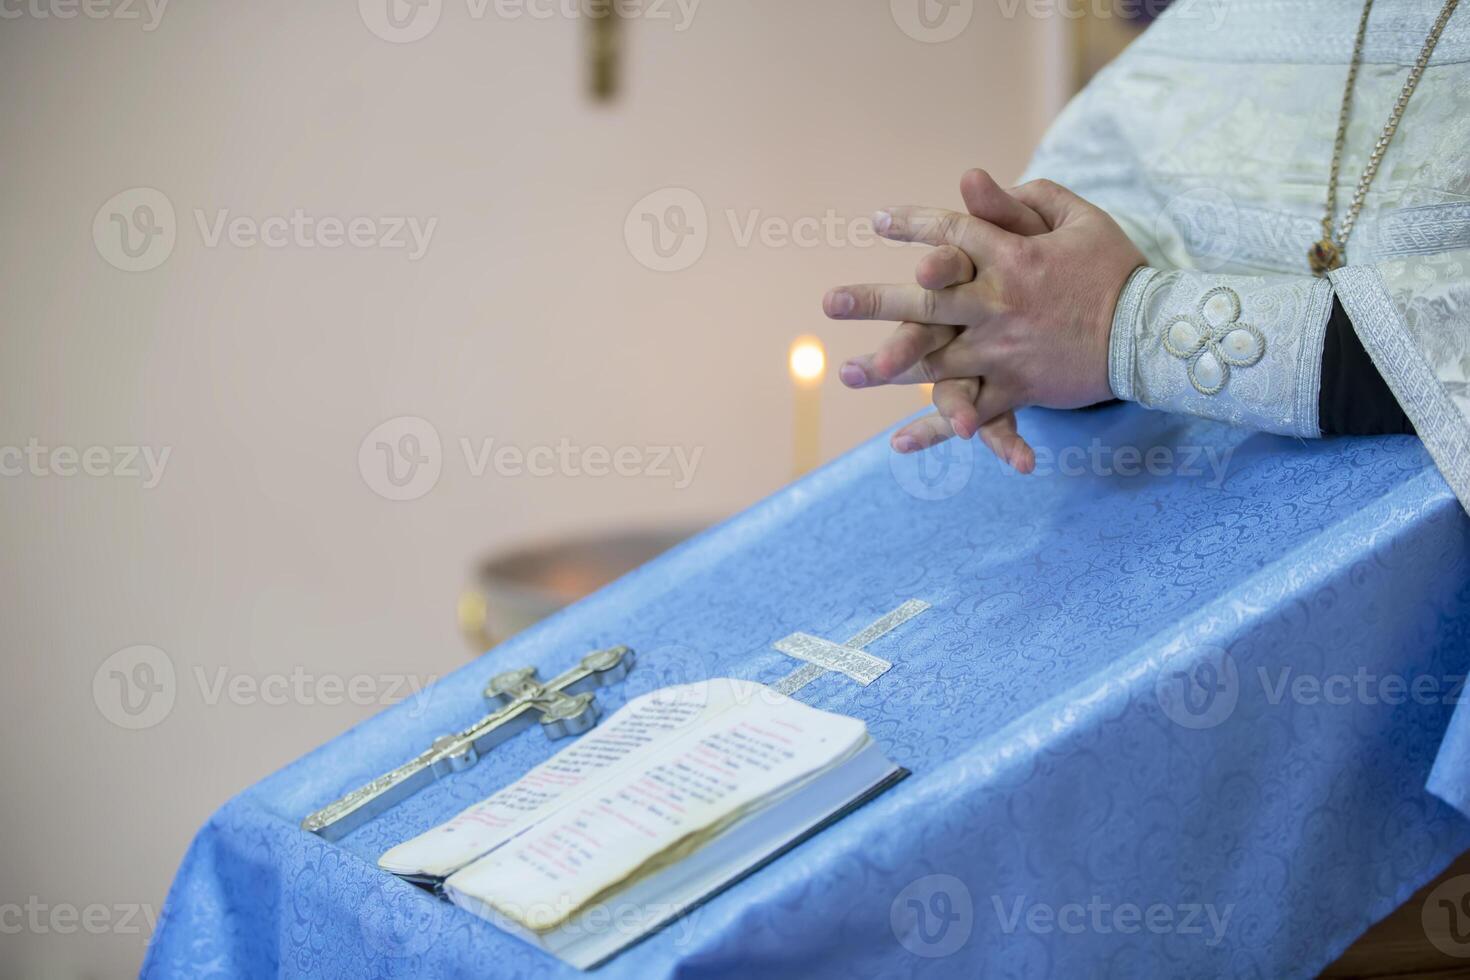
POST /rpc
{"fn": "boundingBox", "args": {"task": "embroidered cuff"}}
[1109,266,1157,402]
[1108,268,1334,438]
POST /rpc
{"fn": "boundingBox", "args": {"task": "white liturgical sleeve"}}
[1022,0,1470,509]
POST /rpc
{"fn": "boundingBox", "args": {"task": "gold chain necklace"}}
[1309,0,1461,276]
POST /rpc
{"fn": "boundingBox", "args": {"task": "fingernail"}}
[951,418,974,440]
[873,210,892,235]
[839,363,867,388]
[893,435,919,453]
[827,290,855,316]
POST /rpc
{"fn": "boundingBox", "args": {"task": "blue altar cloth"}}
[144,405,1470,979]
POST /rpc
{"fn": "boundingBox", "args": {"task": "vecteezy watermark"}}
[359,0,443,42]
[0,0,169,30]
[553,899,703,948]
[1155,184,1325,271]
[891,874,974,958]
[1156,649,1466,731]
[624,188,709,273]
[889,437,975,502]
[191,666,440,715]
[0,898,159,936]
[890,0,974,43]
[92,645,443,730]
[379,892,704,953]
[93,645,177,730]
[991,0,1194,21]
[1154,187,1243,273]
[992,895,1234,947]
[888,437,1236,502]
[362,890,708,961]
[0,439,171,488]
[357,416,705,501]
[358,416,444,502]
[92,188,177,272]
[358,0,700,44]
[1155,644,1239,731]
[459,437,703,488]
[1259,667,1466,709]
[93,188,437,272]
[361,885,453,958]
[193,209,436,259]
[1018,440,1236,488]
[892,0,1225,44]
[623,187,902,273]
[1422,874,1470,959]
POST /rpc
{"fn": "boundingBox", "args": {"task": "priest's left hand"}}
[823,178,1145,465]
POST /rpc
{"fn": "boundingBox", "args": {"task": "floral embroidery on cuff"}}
[1161,286,1266,396]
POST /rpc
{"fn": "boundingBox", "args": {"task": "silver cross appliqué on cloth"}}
[771,600,930,697]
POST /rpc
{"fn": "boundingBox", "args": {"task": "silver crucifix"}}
[770,599,930,697]
[302,645,635,842]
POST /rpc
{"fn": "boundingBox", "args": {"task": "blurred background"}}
[0,2,1145,975]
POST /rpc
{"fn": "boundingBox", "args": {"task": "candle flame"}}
[789,336,826,385]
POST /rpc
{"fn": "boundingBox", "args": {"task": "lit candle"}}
[789,336,826,478]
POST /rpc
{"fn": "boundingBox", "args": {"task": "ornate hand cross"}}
[302,645,635,841]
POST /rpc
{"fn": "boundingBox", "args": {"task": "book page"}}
[379,679,745,877]
[445,685,868,932]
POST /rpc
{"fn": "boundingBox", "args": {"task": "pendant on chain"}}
[1309,237,1344,276]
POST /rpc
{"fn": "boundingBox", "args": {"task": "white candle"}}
[789,336,826,478]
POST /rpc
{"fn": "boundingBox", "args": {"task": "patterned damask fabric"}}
[1026,0,1470,509]
[143,407,1470,978]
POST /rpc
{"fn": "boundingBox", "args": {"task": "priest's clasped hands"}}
[823,169,1145,473]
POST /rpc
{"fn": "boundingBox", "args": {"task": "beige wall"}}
[0,1,1065,974]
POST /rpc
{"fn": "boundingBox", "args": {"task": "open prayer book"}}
[379,677,905,969]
